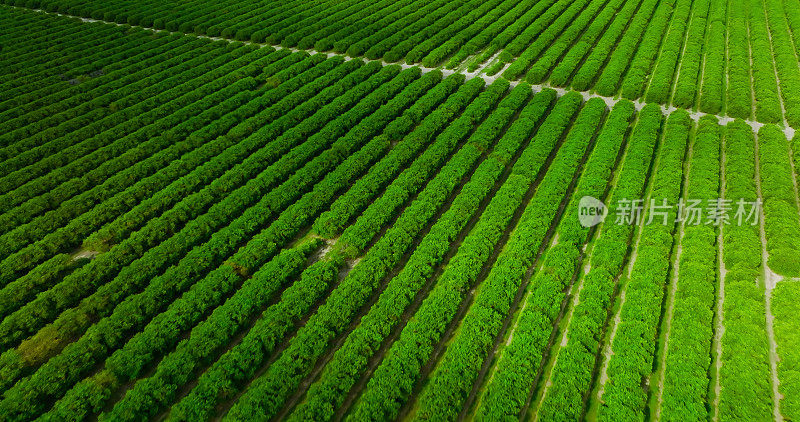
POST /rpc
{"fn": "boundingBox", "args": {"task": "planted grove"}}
[3,3,799,421]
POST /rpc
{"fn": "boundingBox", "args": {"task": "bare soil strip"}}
[711,130,728,422]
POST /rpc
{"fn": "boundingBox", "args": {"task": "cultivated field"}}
[0,1,798,421]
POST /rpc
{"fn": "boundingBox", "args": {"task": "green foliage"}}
[0,64,415,421]
[698,0,727,114]
[290,85,556,422]
[599,110,692,421]
[718,120,773,422]
[726,3,753,119]
[503,0,592,80]
[660,115,721,420]
[223,80,520,421]
[773,282,800,421]
[614,0,673,99]
[549,0,641,88]
[644,0,697,105]
[758,126,800,276]
[535,103,663,421]
[526,0,626,85]
[749,1,783,124]
[312,73,472,238]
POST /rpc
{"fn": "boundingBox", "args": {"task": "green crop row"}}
[536,104,663,421]
[292,86,555,422]
[168,80,508,422]
[349,92,583,421]
[773,282,800,421]
[697,0,727,114]
[660,115,721,420]
[758,125,800,276]
[718,120,773,421]
[223,80,520,421]
[598,110,692,421]
[477,100,637,421]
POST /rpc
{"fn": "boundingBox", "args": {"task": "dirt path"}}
[711,132,728,422]
[472,50,502,75]
[70,247,100,261]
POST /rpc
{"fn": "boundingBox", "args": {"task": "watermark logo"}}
[579,196,607,228]
[577,197,762,227]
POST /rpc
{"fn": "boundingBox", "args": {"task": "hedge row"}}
[410,0,512,67]
[763,0,800,127]
[671,0,712,109]
[725,1,752,120]
[337,0,449,56]
[478,101,637,422]
[357,0,457,60]
[0,83,256,316]
[300,0,416,51]
[660,116,721,420]
[749,0,783,124]
[526,0,625,85]
[169,253,345,422]
[313,74,474,238]
[773,282,800,421]
[416,98,608,421]
[0,35,200,179]
[548,0,636,87]
[0,55,368,289]
[644,0,696,105]
[0,46,283,258]
[387,0,489,64]
[784,0,800,58]
[477,0,559,75]
[350,92,585,421]
[757,125,800,276]
[334,80,507,256]
[170,80,509,422]
[535,104,663,421]
[222,80,521,421]
[41,241,320,421]
[0,66,422,421]
[598,110,692,421]
[575,0,657,92]
[291,87,555,422]
[446,0,538,70]
[0,63,397,380]
[718,119,773,421]
[99,71,444,422]
[697,0,727,114]
[502,0,593,80]
[0,39,231,214]
[616,0,673,99]
[312,0,416,52]
[1,23,148,125]
[0,32,187,145]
